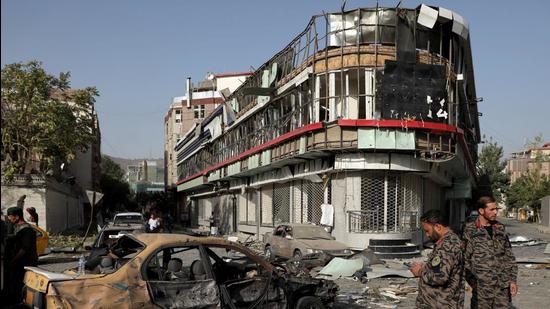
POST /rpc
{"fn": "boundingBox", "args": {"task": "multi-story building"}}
[126,160,165,193]
[507,143,550,183]
[175,5,481,255]
[164,73,252,189]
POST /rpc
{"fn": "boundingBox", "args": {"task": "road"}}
[38,218,549,308]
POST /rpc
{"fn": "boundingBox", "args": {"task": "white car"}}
[112,212,145,225]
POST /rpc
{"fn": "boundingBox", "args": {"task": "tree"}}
[1,61,98,180]
[506,134,550,220]
[506,171,550,220]
[476,138,510,203]
[99,156,131,214]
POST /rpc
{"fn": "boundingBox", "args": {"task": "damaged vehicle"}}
[23,233,337,308]
[264,223,352,261]
[84,222,146,270]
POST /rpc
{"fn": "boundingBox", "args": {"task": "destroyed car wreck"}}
[23,233,337,308]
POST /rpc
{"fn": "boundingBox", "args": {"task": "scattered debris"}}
[509,235,547,247]
[347,248,384,266]
[318,257,364,279]
[544,243,550,255]
[365,283,417,308]
[515,257,550,264]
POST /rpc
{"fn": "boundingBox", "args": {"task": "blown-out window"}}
[314,68,375,122]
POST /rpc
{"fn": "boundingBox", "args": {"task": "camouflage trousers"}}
[471,285,513,309]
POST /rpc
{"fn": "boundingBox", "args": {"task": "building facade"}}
[507,143,550,183]
[126,160,165,193]
[164,73,252,189]
[175,5,480,253]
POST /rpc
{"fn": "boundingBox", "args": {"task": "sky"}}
[2,0,549,159]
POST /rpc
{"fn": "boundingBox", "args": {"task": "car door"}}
[280,225,294,258]
[205,244,286,309]
[270,225,285,257]
[144,245,222,308]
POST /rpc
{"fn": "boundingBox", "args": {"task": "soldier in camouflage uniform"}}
[410,209,465,308]
[463,196,518,309]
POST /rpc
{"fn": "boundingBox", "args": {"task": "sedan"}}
[264,223,352,260]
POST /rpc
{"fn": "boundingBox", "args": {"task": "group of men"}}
[1,206,38,306]
[412,196,518,308]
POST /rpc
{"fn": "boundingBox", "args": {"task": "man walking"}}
[5,206,38,304]
[410,209,465,308]
[463,196,518,308]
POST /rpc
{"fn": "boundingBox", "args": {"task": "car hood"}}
[295,239,349,251]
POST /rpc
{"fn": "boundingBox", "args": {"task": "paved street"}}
[38,218,549,308]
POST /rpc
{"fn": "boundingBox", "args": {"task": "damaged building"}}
[175,4,480,256]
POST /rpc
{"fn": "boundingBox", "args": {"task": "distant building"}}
[126,160,165,193]
[164,72,252,190]
[507,142,550,183]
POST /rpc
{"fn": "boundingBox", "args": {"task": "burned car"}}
[264,223,352,260]
[84,223,146,270]
[23,233,337,308]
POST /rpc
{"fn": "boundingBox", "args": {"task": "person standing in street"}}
[463,196,518,308]
[5,206,38,305]
[147,213,160,233]
[410,209,465,308]
[25,207,38,225]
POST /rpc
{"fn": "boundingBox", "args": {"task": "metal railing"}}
[348,210,418,233]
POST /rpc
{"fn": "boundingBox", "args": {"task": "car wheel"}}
[265,245,273,260]
[295,296,325,309]
[293,249,302,260]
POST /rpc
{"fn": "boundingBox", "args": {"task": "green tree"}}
[506,134,550,220]
[476,138,510,203]
[506,171,550,219]
[99,156,131,213]
[1,61,98,179]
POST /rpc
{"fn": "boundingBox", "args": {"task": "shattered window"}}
[145,245,221,308]
[204,245,285,306]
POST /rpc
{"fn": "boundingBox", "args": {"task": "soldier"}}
[5,206,38,305]
[463,196,517,308]
[410,209,464,308]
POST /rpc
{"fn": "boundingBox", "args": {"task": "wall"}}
[45,181,82,233]
[1,185,47,230]
[1,181,81,233]
[68,149,93,190]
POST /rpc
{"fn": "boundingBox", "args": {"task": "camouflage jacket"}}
[416,230,465,309]
[463,219,517,289]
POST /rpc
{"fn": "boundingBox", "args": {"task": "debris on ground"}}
[317,257,364,279]
[366,283,418,308]
[347,248,384,266]
[509,235,547,247]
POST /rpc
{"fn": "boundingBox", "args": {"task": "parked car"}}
[112,212,145,225]
[31,224,49,256]
[23,233,337,308]
[264,223,352,260]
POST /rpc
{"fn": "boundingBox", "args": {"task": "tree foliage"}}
[506,134,550,218]
[506,171,550,216]
[1,61,98,179]
[101,156,125,181]
[476,138,510,203]
[99,155,131,214]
